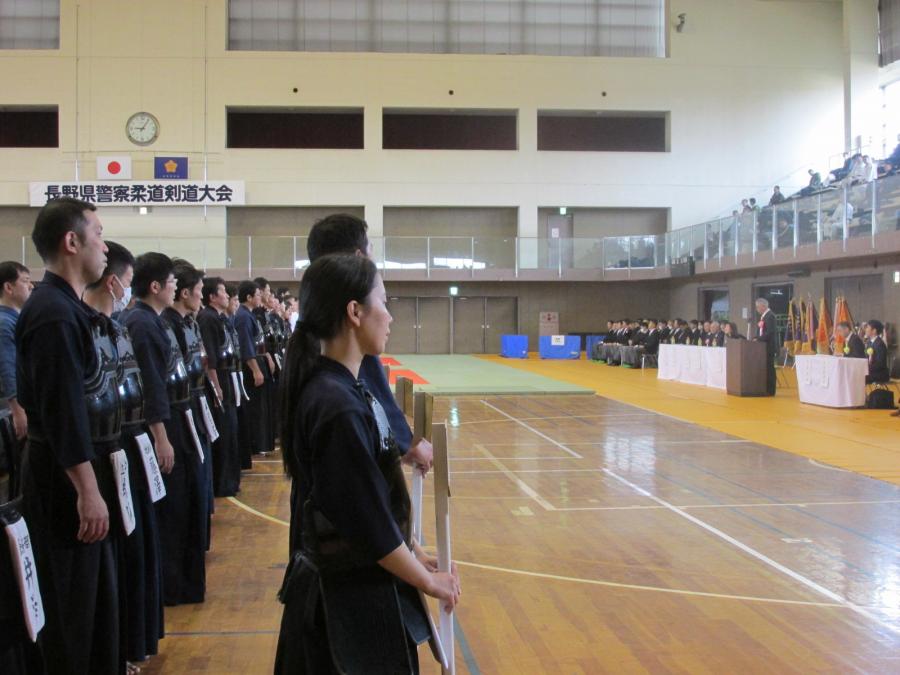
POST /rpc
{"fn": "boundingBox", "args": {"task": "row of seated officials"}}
[603,318,742,357]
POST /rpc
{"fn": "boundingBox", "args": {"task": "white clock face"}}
[126,112,159,146]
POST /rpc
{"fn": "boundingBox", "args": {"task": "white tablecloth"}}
[795,354,868,408]
[657,344,727,390]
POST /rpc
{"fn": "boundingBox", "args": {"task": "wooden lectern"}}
[726,340,768,396]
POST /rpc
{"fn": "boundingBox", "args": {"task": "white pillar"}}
[843,0,880,152]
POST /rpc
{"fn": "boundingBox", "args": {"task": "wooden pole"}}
[411,392,433,544]
[432,422,455,675]
[394,376,413,417]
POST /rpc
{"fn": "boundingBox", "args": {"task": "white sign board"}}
[29,181,245,207]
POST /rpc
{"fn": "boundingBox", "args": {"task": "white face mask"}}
[112,277,132,314]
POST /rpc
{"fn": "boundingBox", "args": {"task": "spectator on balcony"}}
[879,134,900,176]
[862,155,878,183]
[768,186,786,206]
[749,198,760,213]
[741,199,751,214]
[831,151,856,182]
[823,200,854,239]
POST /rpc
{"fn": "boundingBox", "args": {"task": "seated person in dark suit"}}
[709,321,726,347]
[836,321,865,358]
[658,320,671,343]
[701,321,712,346]
[630,320,646,346]
[864,320,889,384]
[688,320,701,345]
[643,320,660,356]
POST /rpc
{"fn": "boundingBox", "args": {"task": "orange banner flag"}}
[832,296,854,354]
[816,297,833,354]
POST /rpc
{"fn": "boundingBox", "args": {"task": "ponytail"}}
[278,255,378,480]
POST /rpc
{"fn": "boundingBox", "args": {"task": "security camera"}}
[676,13,686,33]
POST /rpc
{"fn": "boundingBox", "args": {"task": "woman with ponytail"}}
[275,254,460,674]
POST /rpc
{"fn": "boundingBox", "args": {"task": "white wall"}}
[0,0,850,244]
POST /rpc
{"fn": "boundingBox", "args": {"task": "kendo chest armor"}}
[164,324,191,406]
[225,321,242,366]
[254,317,267,356]
[84,316,123,446]
[182,317,208,393]
[112,320,145,433]
[218,316,239,373]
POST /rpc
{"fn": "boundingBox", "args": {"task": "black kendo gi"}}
[0,395,42,675]
[276,357,431,675]
[197,305,241,497]
[163,308,215,536]
[122,301,207,606]
[264,310,288,447]
[112,317,165,662]
[256,306,279,453]
[235,305,270,463]
[15,272,122,674]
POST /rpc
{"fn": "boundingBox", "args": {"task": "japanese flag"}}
[97,156,132,180]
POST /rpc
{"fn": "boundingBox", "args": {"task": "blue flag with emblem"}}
[154,156,188,179]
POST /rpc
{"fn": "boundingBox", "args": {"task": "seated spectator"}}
[831,151,855,182]
[642,320,660,357]
[658,320,671,343]
[768,186,786,206]
[723,322,744,340]
[864,320,889,384]
[862,155,877,183]
[879,134,900,176]
[749,198,760,212]
[688,319,701,345]
[823,201,854,239]
[741,199,751,214]
[701,321,712,345]
[709,321,726,347]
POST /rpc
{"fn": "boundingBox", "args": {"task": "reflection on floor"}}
[482,353,900,486]
[142,393,900,673]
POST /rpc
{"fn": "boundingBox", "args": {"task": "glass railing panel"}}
[292,236,311,271]
[737,213,753,255]
[572,237,603,269]
[430,236,476,270]
[819,188,845,241]
[603,237,629,269]
[691,223,705,262]
[756,208,773,253]
[721,217,736,258]
[629,235,657,269]
[226,236,250,273]
[248,236,295,271]
[705,221,720,263]
[675,228,691,259]
[654,234,668,267]
[874,172,900,235]
[846,182,873,239]
[773,204,795,250]
[667,232,677,262]
[796,194,819,247]
[474,237,515,269]
[383,237,428,271]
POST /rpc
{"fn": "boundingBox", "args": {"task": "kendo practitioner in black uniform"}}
[198,277,241,497]
[15,197,123,674]
[275,254,459,674]
[83,241,164,666]
[121,253,207,606]
[234,280,270,464]
[166,259,215,546]
[254,277,279,453]
[753,298,779,396]
[306,215,432,472]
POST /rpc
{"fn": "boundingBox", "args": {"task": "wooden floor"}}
[143,393,900,674]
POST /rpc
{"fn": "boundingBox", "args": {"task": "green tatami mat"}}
[386,354,592,395]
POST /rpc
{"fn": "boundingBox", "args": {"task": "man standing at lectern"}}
[753,298,778,395]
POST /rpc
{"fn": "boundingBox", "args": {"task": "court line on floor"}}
[473,445,556,511]
[478,401,900,638]
[480,400,583,458]
[224,496,872,612]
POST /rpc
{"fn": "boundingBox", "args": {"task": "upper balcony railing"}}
[5,172,900,281]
